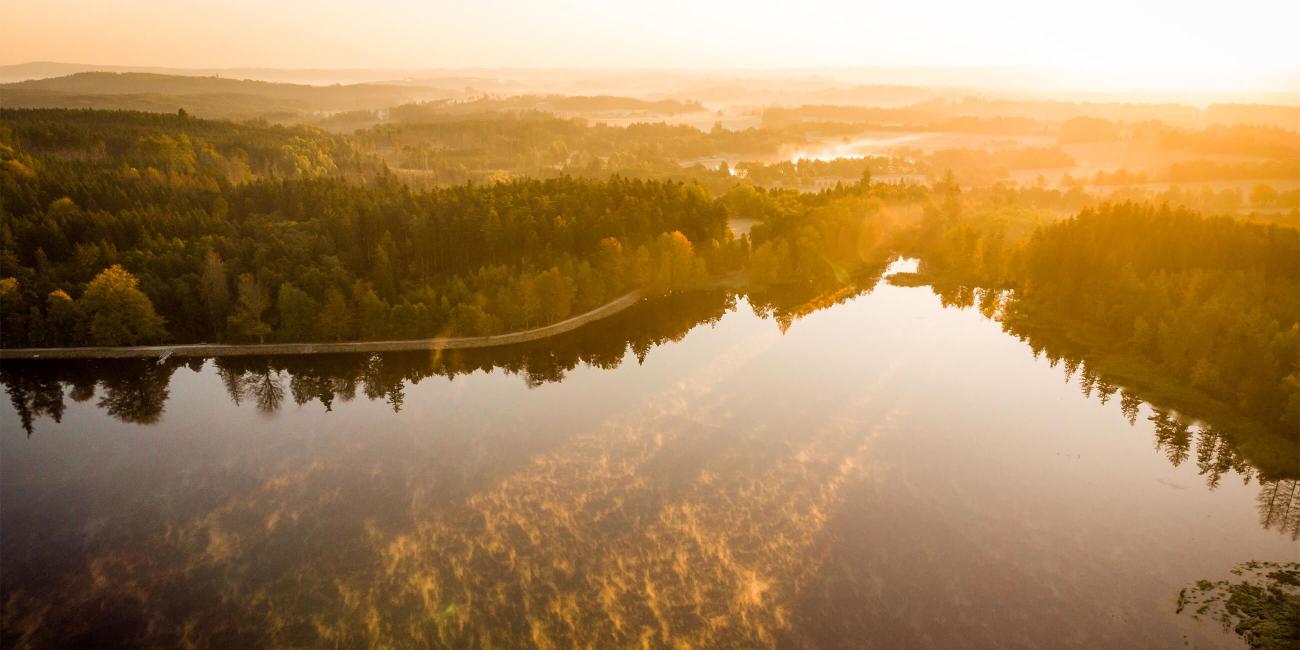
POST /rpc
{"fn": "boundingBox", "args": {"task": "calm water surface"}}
[2,261,1295,648]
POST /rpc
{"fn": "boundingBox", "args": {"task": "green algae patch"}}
[1177,561,1300,650]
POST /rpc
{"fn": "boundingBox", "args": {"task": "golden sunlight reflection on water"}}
[1,265,1293,648]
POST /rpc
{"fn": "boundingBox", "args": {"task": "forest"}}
[905,196,1300,467]
[0,111,745,347]
[2,108,1298,451]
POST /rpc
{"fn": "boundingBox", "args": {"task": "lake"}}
[2,260,1294,648]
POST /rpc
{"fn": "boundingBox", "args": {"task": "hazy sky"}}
[3,0,1298,91]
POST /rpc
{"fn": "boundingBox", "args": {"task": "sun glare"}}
[2,0,1297,95]
[1,2,1298,649]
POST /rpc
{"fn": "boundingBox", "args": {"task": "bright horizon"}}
[3,0,1299,94]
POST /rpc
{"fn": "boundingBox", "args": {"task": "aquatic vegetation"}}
[1177,561,1300,650]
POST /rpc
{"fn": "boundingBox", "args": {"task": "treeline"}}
[1167,160,1300,183]
[388,95,707,121]
[1,109,940,350]
[761,104,1300,168]
[766,99,1300,133]
[1138,123,1299,158]
[1083,161,1300,188]
[1,290,737,434]
[0,72,435,121]
[0,108,381,219]
[739,180,923,287]
[1,110,757,346]
[910,199,1300,437]
[1061,118,1300,157]
[736,157,895,188]
[1017,204,1299,431]
[1046,177,1300,223]
[1,174,733,346]
[901,146,1075,187]
[761,103,1047,133]
[734,146,1074,191]
[363,111,1300,194]
[354,112,803,187]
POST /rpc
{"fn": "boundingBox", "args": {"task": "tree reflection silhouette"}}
[919,278,1299,537]
[0,370,64,436]
[96,360,176,425]
[2,290,735,427]
[3,280,1295,537]
[1256,480,1300,540]
[216,362,287,413]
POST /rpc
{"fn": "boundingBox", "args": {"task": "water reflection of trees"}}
[922,280,1300,538]
[6,275,1294,537]
[218,361,288,413]
[745,264,888,333]
[1,358,184,433]
[1257,480,1300,540]
[10,277,900,431]
[2,264,894,433]
[2,291,737,433]
[96,361,178,425]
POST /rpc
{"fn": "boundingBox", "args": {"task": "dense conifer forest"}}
[0,110,740,345]
[906,198,1300,449]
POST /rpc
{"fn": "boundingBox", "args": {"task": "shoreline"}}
[0,291,644,360]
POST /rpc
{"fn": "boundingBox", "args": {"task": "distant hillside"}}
[0,62,187,84]
[0,89,314,121]
[388,94,707,123]
[0,107,384,186]
[0,72,465,125]
[0,73,711,128]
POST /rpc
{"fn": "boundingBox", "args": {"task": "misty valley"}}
[1,53,1298,649]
